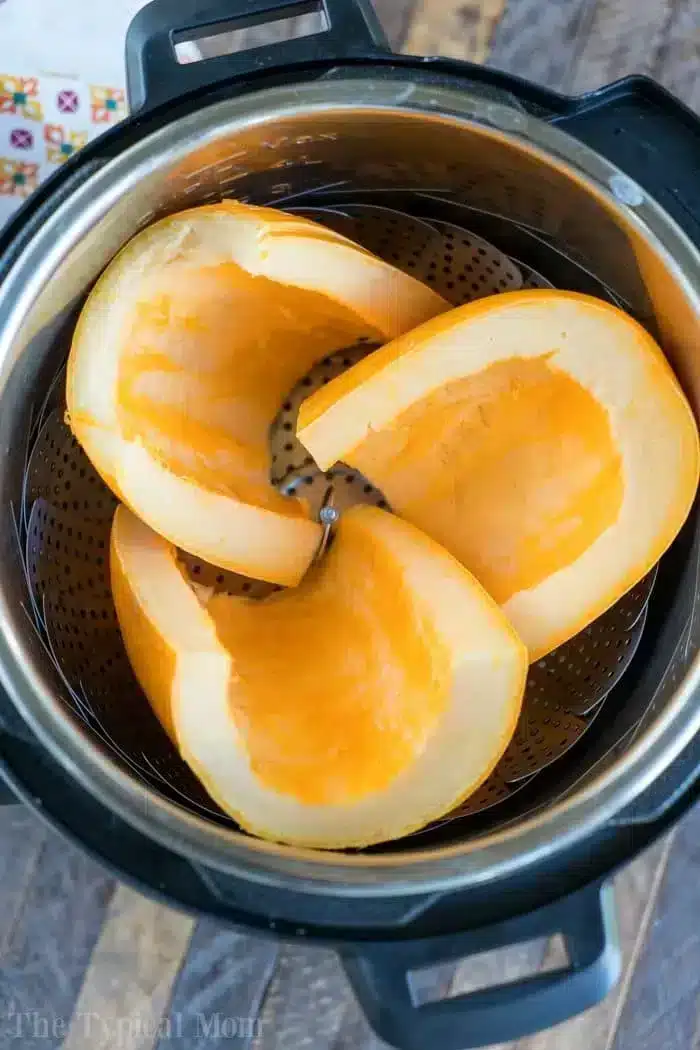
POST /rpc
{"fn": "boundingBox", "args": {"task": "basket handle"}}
[341,881,620,1050]
[125,0,389,113]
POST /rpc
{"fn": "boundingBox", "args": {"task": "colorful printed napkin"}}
[0,72,127,227]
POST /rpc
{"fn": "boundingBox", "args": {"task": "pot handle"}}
[341,880,620,1050]
[125,0,389,113]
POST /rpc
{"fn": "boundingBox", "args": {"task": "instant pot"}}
[2,1,700,1046]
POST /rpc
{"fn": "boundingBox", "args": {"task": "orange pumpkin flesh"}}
[68,201,448,585]
[111,503,527,848]
[298,290,700,659]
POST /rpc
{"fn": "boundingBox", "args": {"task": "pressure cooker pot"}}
[1,2,700,1047]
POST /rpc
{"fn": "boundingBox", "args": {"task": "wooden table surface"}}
[3,2,700,1048]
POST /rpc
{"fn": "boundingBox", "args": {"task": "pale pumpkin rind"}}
[297,290,700,660]
[68,202,448,587]
[111,503,527,849]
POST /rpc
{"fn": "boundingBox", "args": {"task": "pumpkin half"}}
[298,290,700,661]
[68,201,447,586]
[111,503,526,849]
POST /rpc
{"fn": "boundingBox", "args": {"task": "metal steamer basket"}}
[2,1,700,1046]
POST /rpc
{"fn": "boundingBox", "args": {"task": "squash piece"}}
[111,503,526,849]
[68,202,448,586]
[298,291,700,660]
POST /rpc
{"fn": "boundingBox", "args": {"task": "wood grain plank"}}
[331,1003,388,1050]
[251,945,349,1050]
[250,944,389,1050]
[155,920,278,1050]
[608,805,700,1050]
[403,0,507,64]
[0,829,115,1050]
[0,806,46,955]
[372,0,420,50]
[653,0,700,113]
[691,989,700,1050]
[616,992,698,1050]
[487,0,594,92]
[568,0,675,94]
[62,884,195,1050]
[512,835,674,1050]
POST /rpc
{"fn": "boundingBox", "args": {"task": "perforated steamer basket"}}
[3,0,700,1046]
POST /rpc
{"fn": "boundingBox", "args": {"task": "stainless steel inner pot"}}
[1,76,700,895]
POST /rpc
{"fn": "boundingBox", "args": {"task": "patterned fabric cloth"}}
[0,72,127,227]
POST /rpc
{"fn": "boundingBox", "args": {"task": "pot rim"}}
[1,74,700,896]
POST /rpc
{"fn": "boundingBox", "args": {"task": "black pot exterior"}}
[1,1,700,1046]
